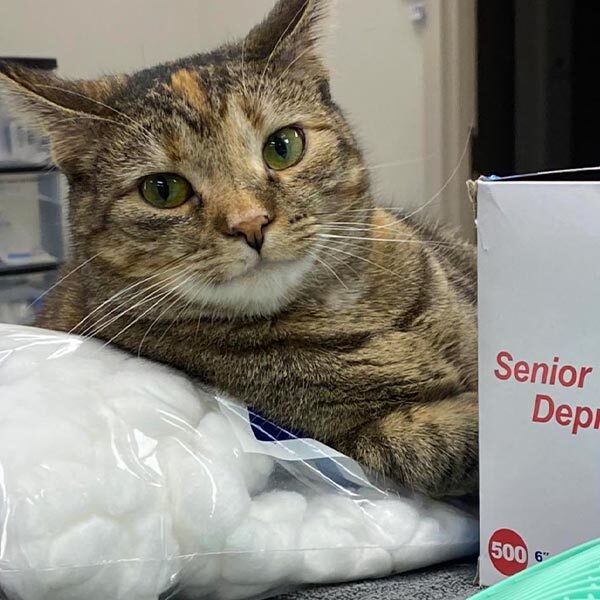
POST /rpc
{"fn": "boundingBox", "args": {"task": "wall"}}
[0,1,473,231]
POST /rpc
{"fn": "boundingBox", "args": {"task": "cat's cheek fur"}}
[177,255,315,317]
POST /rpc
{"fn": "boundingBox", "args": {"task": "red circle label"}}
[488,528,529,576]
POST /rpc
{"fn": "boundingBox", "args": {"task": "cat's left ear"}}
[0,63,126,173]
[243,0,331,78]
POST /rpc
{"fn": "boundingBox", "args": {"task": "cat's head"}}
[0,0,373,319]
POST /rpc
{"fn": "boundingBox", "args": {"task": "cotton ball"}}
[425,501,478,544]
[195,412,274,495]
[176,553,221,593]
[158,437,251,553]
[0,330,83,383]
[361,498,420,548]
[299,532,392,583]
[7,517,126,598]
[39,356,113,391]
[20,564,162,600]
[0,565,97,600]
[22,513,177,600]
[193,412,239,459]
[0,348,39,383]
[159,433,252,592]
[412,500,470,545]
[0,385,101,472]
[11,460,152,542]
[12,461,104,542]
[248,490,307,524]
[298,496,393,584]
[0,408,96,476]
[240,453,274,496]
[109,359,205,430]
[97,465,161,518]
[221,491,307,585]
[304,496,373,539]
[405,500,478,567]
[107,390,198,449]
[0,381,102,478]
[297,525,358,584]
[115,512,181,599]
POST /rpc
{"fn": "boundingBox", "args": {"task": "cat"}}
[0,0,478,497]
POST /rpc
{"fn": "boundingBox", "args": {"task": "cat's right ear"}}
[242,0,332,79]
[0,62,125,173]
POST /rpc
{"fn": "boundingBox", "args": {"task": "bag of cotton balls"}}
[0,325,478,600]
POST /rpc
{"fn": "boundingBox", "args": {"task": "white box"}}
[477,169,600,586]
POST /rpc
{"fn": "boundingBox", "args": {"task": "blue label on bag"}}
[248,407,361,490]
[248,408,304,441]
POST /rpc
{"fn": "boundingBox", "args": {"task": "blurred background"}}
[0,0,598,324]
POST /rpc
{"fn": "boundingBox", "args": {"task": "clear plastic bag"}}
[0,324,478,600]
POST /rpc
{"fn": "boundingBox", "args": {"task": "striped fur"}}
[0,0,478,496]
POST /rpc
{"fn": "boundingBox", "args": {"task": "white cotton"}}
[194,412,275,495]
[297,497,394,584]
[221,491,307,584]
[0,325,478,600]
[361,498,421,548]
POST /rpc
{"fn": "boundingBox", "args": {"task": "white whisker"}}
[101,273,195,348]
[28,252,101,310]
[155,287,199,345]
[307,249,348,291]
[400,125,473,221]
[313,242,404,281]
[136,291,183,356]
[317,233,462,248]
[81,267,187,338]
[70,257,189,335]
[367,155,435,170]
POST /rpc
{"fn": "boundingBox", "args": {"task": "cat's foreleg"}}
[337,392,478,497]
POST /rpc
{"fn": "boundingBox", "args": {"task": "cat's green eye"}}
[263,127,305,171]
[140,173,194,208]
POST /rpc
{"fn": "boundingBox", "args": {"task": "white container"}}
[477,168,600,586]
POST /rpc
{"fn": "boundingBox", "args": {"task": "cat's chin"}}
[177,255,315,317]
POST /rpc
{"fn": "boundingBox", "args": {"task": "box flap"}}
[484,166,600,182]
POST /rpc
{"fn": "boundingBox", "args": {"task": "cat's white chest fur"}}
[179,256,315,317]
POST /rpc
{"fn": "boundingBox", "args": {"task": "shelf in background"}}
[0,262,61,277]
[0,164,57,175]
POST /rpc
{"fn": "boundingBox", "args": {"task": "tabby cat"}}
[0,0,478,497]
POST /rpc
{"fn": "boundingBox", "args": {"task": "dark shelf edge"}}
[0,263,61,277]
[0,164,58,175]
[0,57,57,70]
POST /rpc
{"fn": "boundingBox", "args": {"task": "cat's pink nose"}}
[228,213,272,252]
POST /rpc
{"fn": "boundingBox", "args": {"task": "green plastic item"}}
[471,538,600,599]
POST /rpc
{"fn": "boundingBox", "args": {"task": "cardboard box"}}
[477,168,600,586]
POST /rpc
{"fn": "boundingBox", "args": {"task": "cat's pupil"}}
[274,136,288,158]
[156,176,170,201]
